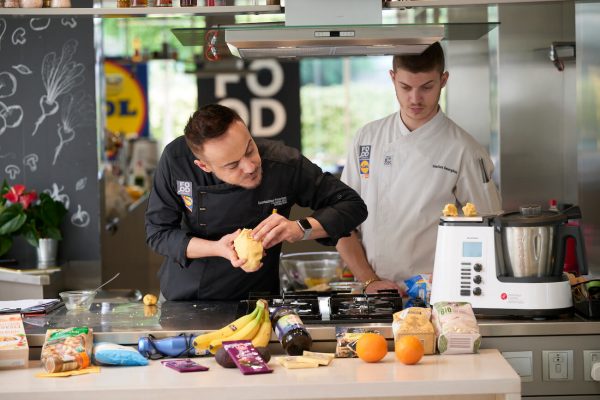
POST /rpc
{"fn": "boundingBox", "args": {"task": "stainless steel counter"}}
[22,300,600,346]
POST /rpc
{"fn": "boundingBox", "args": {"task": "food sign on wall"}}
[197,59,301,150]
[104,60,149,138]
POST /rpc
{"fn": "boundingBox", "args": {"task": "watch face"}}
[298,219,312,231]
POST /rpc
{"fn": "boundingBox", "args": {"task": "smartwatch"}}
[296,218,313,241]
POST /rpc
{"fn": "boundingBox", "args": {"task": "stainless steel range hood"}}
[225,25,444,59]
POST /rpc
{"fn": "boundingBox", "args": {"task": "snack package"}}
[335,327,379,358]
[93,342,148,366]
[0,314,28,370]
[222,340,272,375]
[432,302,481,355]
[41,327,93,373]
[404,274,431,307]
[392,307,435,355]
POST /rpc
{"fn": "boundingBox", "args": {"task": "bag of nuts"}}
[41,327,93,373]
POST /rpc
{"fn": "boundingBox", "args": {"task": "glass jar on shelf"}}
[180,0,196,6]
[155,0,172,6]
[130,0,147,7]
[117,0,130,6]
[50,0,71,7]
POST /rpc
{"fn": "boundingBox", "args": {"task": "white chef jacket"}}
[341,110,502,284]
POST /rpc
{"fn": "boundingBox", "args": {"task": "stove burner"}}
[239,291,403,323]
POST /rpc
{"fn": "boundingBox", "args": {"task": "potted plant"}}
[0,182,37,257]
[20,190,68,268]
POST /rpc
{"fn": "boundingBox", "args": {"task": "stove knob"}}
[473,287,482,296]
[473,263,482,272]
[473,275,482,284]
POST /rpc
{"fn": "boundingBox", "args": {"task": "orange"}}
[395,335,425,365]
[355,333,388,363]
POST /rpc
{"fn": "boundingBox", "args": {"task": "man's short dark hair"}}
[392,41,445,74]
[184,104,243,152]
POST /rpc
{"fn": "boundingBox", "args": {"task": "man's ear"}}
[194,159,212,173]
[440,71,449,88]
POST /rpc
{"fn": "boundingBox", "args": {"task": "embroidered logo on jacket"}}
[177,181,193,212]
[384,155,392,166]
[432,164,458,175]
[258,196,288,207]
[359,145,371,178]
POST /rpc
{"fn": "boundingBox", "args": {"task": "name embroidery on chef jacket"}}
[359,145,371,179]
[176,180,193,212]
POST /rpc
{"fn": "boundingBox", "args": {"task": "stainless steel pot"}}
[496,205,588,279]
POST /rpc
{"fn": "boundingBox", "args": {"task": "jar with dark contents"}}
[271,306,312,356]
[180,0,196,6]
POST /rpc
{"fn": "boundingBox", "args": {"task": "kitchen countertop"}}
[21,301,600,347]
[0,349,520,400]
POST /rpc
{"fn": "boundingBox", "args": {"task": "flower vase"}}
[37,238,58,269]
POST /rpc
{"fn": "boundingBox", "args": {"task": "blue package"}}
[404,274,431,307]
[93,342,149,366]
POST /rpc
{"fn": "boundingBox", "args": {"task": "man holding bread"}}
[146,104,367,301]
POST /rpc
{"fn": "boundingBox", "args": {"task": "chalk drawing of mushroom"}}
[75,177,87,191]
[12,65,32,75]
[0,71,17,98]
[53,92,93,165]
[71,204,90,228]
[0,19,6,52]
[30,18,51,32]
[11,27,26,46]
[61,18,77,29]
[32,39,85,136]
[23,153,39,172]
[0,100,23,136]
[5,164,20,180]
[44,182,70,209]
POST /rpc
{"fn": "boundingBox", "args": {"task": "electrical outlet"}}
[583,350,600,381]
[542,350,573,381]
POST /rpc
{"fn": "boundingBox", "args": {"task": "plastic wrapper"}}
[404,274,431,307]
[392,307,435,354]
[335,327,379,358]
[432,302,481,354]
[41,327,93,373]
[93,342,148,366]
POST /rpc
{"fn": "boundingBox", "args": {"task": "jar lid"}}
[495,204,567,227]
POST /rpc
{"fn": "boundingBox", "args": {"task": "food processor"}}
[430,205,588,316]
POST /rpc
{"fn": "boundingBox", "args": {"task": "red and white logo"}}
[500,293,508,300]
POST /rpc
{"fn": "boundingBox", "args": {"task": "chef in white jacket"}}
[337,42,502,294]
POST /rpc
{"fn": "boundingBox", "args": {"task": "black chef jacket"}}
[145,136,367,301]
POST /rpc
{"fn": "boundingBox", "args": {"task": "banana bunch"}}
[192,299,272,356]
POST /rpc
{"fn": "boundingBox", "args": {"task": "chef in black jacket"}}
[145,104,368,301]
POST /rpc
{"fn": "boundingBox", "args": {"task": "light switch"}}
[502,351,533,382]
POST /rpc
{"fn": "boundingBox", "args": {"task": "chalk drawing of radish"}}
[32,39,85,136]
[44,182,70,210]
[52,92,93,165]
[71,204,90,228]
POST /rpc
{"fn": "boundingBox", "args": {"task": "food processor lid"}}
[495,204,568,227]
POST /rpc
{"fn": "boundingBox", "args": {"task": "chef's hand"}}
[216,229,247,269]
[252,213,303,249]
[365,279,404,295]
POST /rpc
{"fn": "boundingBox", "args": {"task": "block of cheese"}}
[233,228,263,272]
[300,351,335,366]
[0,314,28,370]
[276,356,320,369]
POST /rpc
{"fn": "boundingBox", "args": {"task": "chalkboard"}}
[0,14,99,265]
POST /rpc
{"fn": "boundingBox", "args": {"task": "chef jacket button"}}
[199,223,206,226]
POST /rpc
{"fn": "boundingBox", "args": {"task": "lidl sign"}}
[105,60,149,138]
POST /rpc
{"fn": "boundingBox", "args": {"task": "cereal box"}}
[0,314,29,369]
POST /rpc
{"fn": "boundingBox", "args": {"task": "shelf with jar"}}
[0,3,281,15]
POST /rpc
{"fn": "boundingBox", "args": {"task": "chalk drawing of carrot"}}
[32,39,85,136]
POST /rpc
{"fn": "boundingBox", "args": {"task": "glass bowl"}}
[59,290,97,311]
[279,252,343,291]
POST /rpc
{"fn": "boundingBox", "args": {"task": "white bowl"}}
[59,290,96,311]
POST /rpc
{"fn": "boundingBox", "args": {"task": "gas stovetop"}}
[237,291,403,324]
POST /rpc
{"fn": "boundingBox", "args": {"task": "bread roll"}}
[233,228,263,272]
